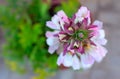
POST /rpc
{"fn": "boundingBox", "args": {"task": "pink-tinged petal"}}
[89,45,107,62]
[75,6,91,24]
[57,10,67,18]
[48,43,59,54]
[93,20,103,29]
[46,37,59,46]
[51,15,61,29]
[99,38,107,45]
[98,45,108,58]
[52,15,65,30]
[88,47,102,62]
[72,55,81,70]
[91,29,107,46]
[63,53,73,67]
[78,6,89,16]
[46,31,53,38]
[89,30,98,38]
[91,36,107,45]
[46,31,59,38]
[69,49,75,54]
[46,21,60,30]
[57,53,64,66]
[91,29,105,39]
[57,10,69,23]
[96,38,107,45]
[81,53,94,69]
[46,37,60,54]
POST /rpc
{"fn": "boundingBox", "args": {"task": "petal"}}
[57,53,64,66]
[74,16,84,24]
[46,38,54,46]
[91,36,107,45]
[51,15,61,29]
[81,53,94,69]
[91,29,106,45]
[52,15,65,30]
[98,29,105,38]
[57,10,67,18]
[75,6,91,24]
[98,45,108,57]
[87,14,91,25]
[77,6,89,16]
[46,37,59,46]
[63,53,73,67]
[46,21,60,30]
[46,31,53,38]
[72,55,81,70]
[89,45,107,62]
[93,20,103,29]
[97,38,107,45]
[47,37,60,54]
[57,10,69,23]
[88,47,102,62]
[48,44,59,54]
[46,31,59,38]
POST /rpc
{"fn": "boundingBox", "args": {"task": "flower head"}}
[46,6,107,70]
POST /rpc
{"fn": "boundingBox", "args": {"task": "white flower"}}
[46,6,108,70]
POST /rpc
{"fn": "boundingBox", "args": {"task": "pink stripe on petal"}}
[88,25,98,30]
[46,31,59,38]
[63,43,70,55]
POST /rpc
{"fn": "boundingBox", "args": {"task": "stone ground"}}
[0,0,120,79]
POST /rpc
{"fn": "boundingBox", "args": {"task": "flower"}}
[46,6,107,70]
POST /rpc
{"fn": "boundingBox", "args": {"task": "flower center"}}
[73,29,89,41]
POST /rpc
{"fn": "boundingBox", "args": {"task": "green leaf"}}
[55,0,80,17]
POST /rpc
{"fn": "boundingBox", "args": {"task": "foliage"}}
[55,0,80,17]
[0,0,80,79]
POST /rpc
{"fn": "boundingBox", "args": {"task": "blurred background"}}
[0,0,120,79]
